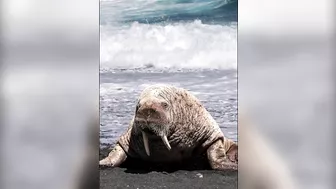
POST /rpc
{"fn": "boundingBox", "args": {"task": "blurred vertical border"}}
[239,0,335,188]
[0,0,100,189]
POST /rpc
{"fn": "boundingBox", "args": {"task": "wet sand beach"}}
[99,148,238,189]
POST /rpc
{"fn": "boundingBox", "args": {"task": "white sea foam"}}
[100,20,237,70]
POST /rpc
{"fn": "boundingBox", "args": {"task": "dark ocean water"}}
[100,0,237,25]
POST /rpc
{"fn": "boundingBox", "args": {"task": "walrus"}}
[99,84,238,170]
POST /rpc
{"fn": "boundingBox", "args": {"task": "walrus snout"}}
[135,101,171,156]
[135,103,168,125]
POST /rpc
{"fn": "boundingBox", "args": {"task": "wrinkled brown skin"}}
[99,144,127,167]
[207,139,238,170]
[99,84,238,170]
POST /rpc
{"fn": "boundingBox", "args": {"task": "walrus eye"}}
[161,102,168,108]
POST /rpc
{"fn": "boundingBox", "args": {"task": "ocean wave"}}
[100,0,237,24]
[100,20,237,70]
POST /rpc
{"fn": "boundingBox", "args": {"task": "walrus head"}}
[133,85,175,156]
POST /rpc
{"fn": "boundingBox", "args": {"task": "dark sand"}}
[99,148,238,189]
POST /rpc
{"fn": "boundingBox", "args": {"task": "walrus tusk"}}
[142,131,150,156]
[161,135,171,150]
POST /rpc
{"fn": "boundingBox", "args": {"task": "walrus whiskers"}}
[142,131,150,156]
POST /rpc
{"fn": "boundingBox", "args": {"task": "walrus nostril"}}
[135,102,168,125]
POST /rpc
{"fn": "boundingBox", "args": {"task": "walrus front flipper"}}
[226,143,238,163]
[207,139,238,170]
[99,144,127,167]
